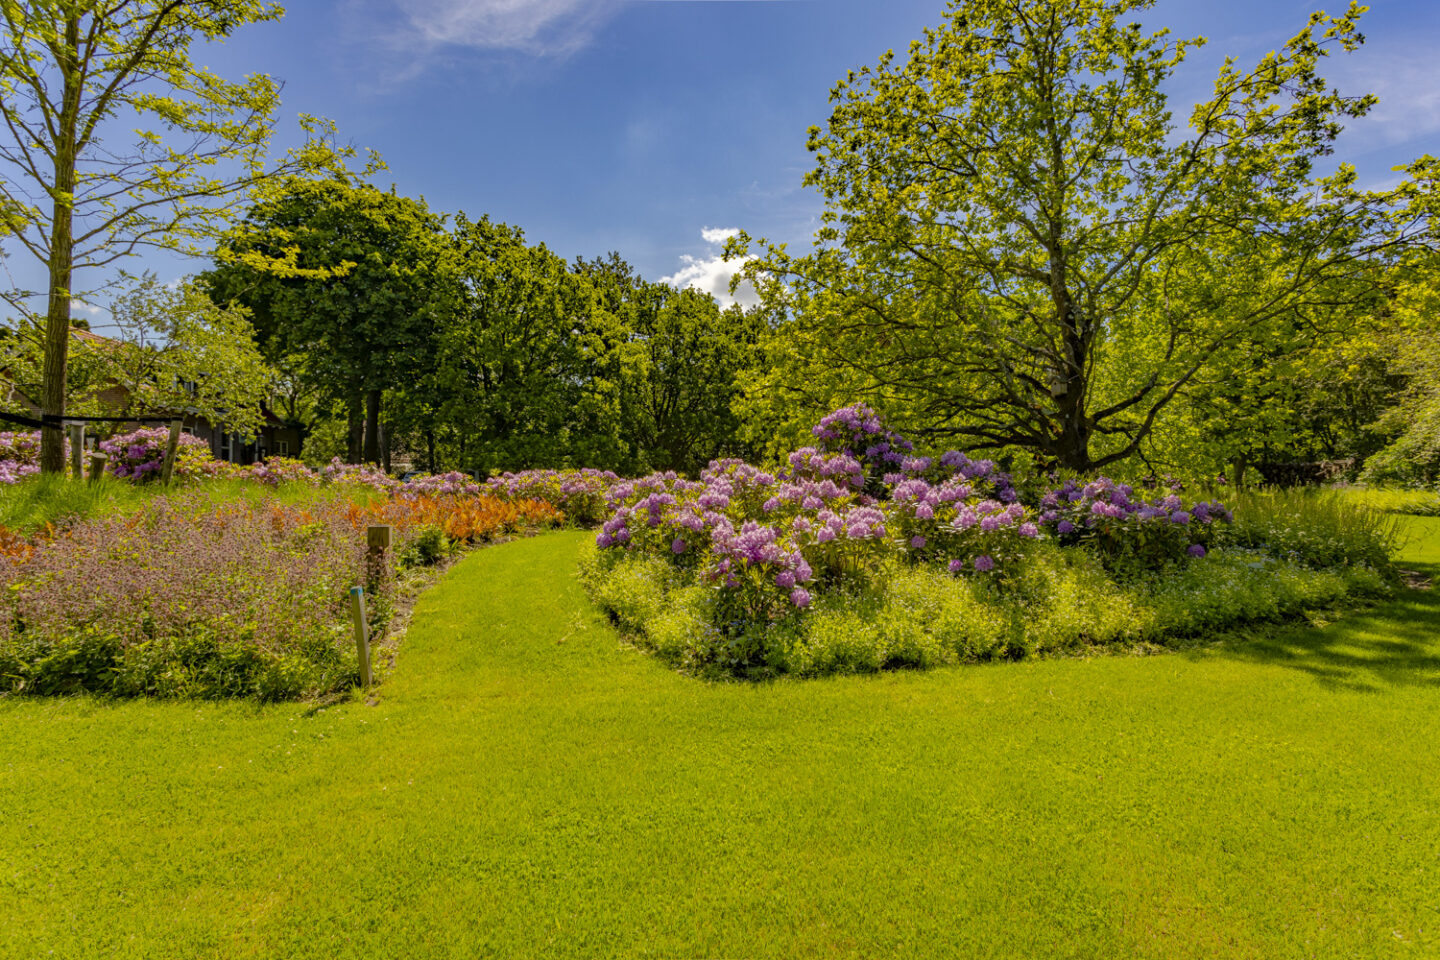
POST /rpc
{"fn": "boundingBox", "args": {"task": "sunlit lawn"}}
[2,522,1438,957]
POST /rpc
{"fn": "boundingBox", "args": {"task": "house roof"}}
[69,327,122,349]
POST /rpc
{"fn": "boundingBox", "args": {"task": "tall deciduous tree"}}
[426,214,615,473]
[202,178,447,464]
[740,0,1421,471]
[0,0,344,471]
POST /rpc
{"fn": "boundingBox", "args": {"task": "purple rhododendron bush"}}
[0,430,65,485]
[484,468,619,525]
[579,405,1394,678]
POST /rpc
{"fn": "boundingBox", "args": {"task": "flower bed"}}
[580,405,1393,678]
[484,468,619,525]
[0,430,60,484]
[0,489,563,700]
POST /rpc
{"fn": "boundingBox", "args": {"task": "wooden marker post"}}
[66,423,84,479]
[159,419,183,485]
[349,586,373,689]
[86,452,108,482]
[366,524,393,593]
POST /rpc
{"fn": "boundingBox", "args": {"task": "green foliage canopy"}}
[0,0,349,471]
[203,177,448,463]
[740,0,1420,473]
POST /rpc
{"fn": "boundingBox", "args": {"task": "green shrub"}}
[997,544,1141,652]
[400,524,452,568]
[0,621,353,701]
[581,543,1389,680]
[579,549,676,635]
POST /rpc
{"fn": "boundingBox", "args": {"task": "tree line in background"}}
[199,177,766,476]
[3,0,1437,485]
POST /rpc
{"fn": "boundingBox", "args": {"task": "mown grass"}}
[1333,483,1440,517]
[1,522,1438,957]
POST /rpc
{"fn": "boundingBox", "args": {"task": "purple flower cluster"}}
[485,468,619,524]
[323,458,397,491]
[248,457,320,487]
[0,460,39,485]
[888,475,1036,571]
[1039,476,1231,566]
[785,448,866,490]
[401,471,481,497]
[0,429,50,485]
[100,428,216,481]
[0,430,45,466]
[811,403,915,468]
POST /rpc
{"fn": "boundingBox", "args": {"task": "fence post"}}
[366,524,393,593]
[67,423,84,480]
[86,452,108,483]
[349,586,373,689]
[160,419,183,485]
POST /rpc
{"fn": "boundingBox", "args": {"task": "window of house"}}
[277,439,290,456]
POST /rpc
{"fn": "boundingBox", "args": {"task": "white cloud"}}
[661,227,759,309]
[700,227,740,245]
[359,0,621,59]
[69,299,104,317]
[354,0,797,66]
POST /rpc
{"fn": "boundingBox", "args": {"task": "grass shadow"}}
[1212,557,1440,693]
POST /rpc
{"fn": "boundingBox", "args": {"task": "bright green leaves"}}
[203,177,448,461]
[105,275,274,439]
[741,0,1423,474]
[0,0,350,469]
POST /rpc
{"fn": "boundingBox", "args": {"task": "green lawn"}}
[3,522,1439,958]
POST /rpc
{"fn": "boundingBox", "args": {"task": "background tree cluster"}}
[6,0,1435,485]
[201,178,765,475]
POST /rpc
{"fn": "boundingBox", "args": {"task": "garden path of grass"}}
[3,522,1439,958]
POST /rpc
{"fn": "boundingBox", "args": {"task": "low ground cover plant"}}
[581,405,1396,678]
[0,489,562,700]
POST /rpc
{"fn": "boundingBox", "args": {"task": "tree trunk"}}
[363,389,381,465]
[1231,455,1250,490]
[39,230,74,475]
[381,419,391,473]
[1050,317,1093,472]
[39,16,83,475]
[1053,413,1093,473]
[425,429,436,473]
[346,394,363,463]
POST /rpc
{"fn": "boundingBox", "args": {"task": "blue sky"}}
[39,0,1440,326]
